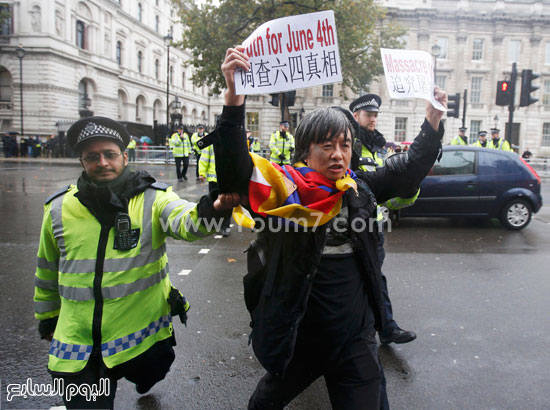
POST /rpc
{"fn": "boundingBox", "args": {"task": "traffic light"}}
[496,80,512,106]
[447,93,460,118]
[268,93,279,106]
[520,69,539,107]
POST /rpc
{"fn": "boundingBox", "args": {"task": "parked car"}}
[395,146,543,230]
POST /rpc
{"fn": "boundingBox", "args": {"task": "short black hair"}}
[293,107,356,163]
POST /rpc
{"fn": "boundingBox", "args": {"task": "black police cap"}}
[459,126,467,131]
[349,93,382,113]
[478,131,488,137]
[67,116,130,152]
[490,128,500,134]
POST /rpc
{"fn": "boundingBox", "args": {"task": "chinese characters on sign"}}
[235,11,342,95]
[381,48,446,112]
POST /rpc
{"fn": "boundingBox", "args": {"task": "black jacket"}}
[213,105,444,377]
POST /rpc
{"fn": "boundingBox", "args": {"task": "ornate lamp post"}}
[170,95,182,132]
[164,31,173,127]
[15,44,25,138]
[79,92,93,118]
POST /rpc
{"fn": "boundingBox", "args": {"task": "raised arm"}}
[359,88,448,203]
[211,47,254,195]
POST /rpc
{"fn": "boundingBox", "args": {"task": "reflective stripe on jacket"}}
[34,185,213,373]
[488,138,512,151]
[170,132,191,157]
[191,132,207,154]
[269,131,295,164]
[450,136,467,146]
[198,145,217,182]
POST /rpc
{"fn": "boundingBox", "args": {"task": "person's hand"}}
[426,86,448,131]
[44,332,53,342]
[213,192,242,211]
[199,176,206,182]
[221,46,250,106]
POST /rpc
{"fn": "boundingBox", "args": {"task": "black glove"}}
[167,287,190,326]
[38,317,58,340]
[279,153,286,161]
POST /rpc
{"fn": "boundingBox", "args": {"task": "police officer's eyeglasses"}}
[81,151,122,164]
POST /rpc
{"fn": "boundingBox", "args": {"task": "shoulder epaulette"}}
[151,181,170,191]
[45,184,73,204]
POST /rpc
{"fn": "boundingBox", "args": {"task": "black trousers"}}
[175,156,189,179]
[248,329,381,410]
[53,338,175,409]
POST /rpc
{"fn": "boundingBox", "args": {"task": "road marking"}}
[177,269,191,276]
[199,248,210,254]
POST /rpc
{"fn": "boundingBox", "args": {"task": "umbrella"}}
[140,136,153,144]
[400,141,412,145]
[384,142,397,150]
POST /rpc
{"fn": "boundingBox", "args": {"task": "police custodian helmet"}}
[349,94,382,113]
[67,116,130,153]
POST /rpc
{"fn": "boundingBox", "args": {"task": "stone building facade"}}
[1,0,550,156]
[375,0,550,155]
[0,0,211,141]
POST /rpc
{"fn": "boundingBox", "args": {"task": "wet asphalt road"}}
[0,159,549,410]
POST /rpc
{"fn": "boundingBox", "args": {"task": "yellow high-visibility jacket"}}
[34,183,216,373]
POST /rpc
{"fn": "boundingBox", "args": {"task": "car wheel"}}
[500,199,532,230]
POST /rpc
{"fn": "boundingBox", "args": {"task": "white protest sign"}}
[381,48,446,112]
[235,11,342,95]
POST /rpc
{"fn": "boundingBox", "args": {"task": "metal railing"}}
[527,158,550,177]
[128,146,272,164]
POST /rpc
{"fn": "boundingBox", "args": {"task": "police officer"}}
[451,127,468,145]
[488,128,512,151]
[198,143,232,237]
[191,124,207,180]
[472,130,489,147]
[269,121,295,165]
[349,93,417,346]
[126,137,137,162]
[170,125,191,181]
[251,137,261,153]
[34,116,238,409]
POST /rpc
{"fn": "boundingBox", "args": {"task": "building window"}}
[169,65,174,85]
[116,41,122,65]
[137,50,143,73]
[246,112,260,139]
[394,117,407,142]
[154,59,160,80]
[435,75,446,90]
[137,3,142,22]
[545,43,550,65]
[76,20,85,49]
[0,4,12,36]
[155,15,159,32]
[470,77,482,103]
[0,67,11,102]
[472,39,483,60]
[322,84,334,97]
[436,37,448,59]
[78,80,89,110]
[508,40,521,64]
[470,120,481,141]
[181,70,185,89]
[542,123,550,147]
[543,80,550,106]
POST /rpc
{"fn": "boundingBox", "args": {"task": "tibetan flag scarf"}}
[232,153,357,228]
